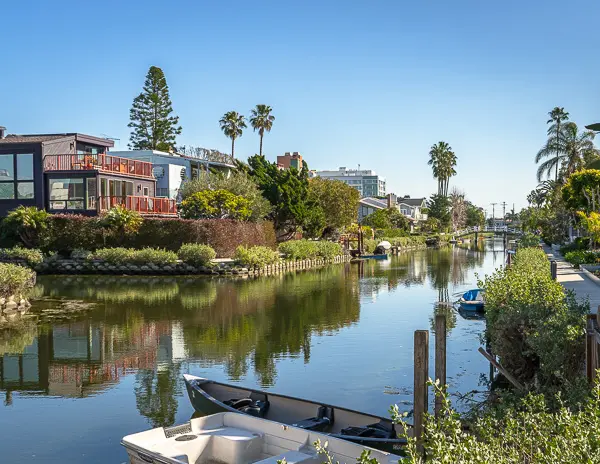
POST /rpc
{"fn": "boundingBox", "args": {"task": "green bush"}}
[384,236,426,248]
[3,206,50,248]
[70,248,92,260]
[363,239,377,253]
[92,247,135,264]
[178,244,216,266]
[480,247,587,391]
[101,205,143,236]
[131,248,178,265]
[234,246,280,268]
[0,247,44,266]
[374,228,409,239]
[0,263,35,298]
[564,250,598,268]
[278,240,343,260]
[518,232,541,248]
[180,190,252,220]
[560,237,589,254]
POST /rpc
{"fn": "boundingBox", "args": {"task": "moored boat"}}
[458,289,484,311]
[122,411,402,464]
[183,375,407,454]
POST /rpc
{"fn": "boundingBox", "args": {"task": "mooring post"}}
[414,330,429,452]
[550,260,557,280]
[434,314,447,418]
[587,313,598,384]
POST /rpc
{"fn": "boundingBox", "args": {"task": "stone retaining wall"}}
[0,255,352,277]
[0,295,31,324]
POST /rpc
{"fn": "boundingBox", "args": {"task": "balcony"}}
[98,196,177,216]
[43,154,153,179]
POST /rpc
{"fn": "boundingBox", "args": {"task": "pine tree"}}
[128,66,182,151]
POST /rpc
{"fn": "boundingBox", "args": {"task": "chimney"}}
[0,127,5,139]
[387,193,397,208]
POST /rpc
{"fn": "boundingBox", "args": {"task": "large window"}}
[49,178,85,210]
[0,153,34,200]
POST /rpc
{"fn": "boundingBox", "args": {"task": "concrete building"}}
[277,152,303,170]
[312,167,386,198]
[110,149,235,200]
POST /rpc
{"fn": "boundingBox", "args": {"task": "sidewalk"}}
[543,245,600,312]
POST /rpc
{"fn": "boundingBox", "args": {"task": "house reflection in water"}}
[0,320,180,404]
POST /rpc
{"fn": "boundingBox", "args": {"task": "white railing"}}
[453,226,522,236]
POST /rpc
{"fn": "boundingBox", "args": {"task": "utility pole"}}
[501,201,507,221]
[490,203,497,223]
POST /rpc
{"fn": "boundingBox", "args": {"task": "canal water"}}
[0,240,506,463]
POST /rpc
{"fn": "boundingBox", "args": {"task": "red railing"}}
[98,196,177,216]
[43,154,153,178]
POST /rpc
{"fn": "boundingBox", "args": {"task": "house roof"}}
[398,197,426,207]
[0,133,114,147]
[359,197,387,209]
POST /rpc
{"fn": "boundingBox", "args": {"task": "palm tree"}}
[249,105,275,156]
[428,141,457,197]
[219,111,247,158]
[546,107,570,181]
[535,122,597,182]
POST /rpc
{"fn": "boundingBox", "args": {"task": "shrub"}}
[46,214,105,254]
[178,244,216,266]
[560,237,589,254]
[374,228,409,239]
[180,190,252,220]
[92,247,178,265]
[101,205,143,236]
[0,247,44,265]
[2,206,50,248]
[234,246,280,268]
[480,247,587,391]
[564,250,598,268]
[92,247,135,265]
[518,232,541,248]
[278,240,343,260]
[0,263,35,298]
[70,248,92,260]
[363,239,377,253]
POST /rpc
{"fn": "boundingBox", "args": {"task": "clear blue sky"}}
[2,0,599,213]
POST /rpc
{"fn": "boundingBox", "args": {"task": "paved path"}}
[543,245,600,312]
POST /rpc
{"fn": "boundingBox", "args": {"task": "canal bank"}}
[0,244,505,463]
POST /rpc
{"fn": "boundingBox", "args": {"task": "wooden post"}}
[434,314,446,418]
[506,251,512,267]
[550,260,557,280]
[586,313,597,384]
[478,347,524,391]
[414,330,429,452]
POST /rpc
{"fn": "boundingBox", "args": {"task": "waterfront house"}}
[0,128,176,217]
[110,148,235,200]
[397,196,428,222]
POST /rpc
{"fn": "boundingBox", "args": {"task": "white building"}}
[311,167,386,198]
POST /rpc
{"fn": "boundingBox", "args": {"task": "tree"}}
[3,206,50,248]
[427,194,451,230]
[465,203,485,228]
[449,188,467,231]
[219,111,247,158]
[362,208,410,230]
[179,170,271,221]
[128,66,182,151]
[536,121,597,182]
[249,105,275,156]
[548,107,569,181]
[428,142,457,197]
[562,169,600,213]
[307,178,360,232]
[180,190,252,220]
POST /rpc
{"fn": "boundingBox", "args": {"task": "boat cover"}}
[462,289,483,302]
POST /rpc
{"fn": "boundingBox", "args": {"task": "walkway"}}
[543,245,600,312]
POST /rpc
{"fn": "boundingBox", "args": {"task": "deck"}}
[43,154,153,179]
[98,196,177,216]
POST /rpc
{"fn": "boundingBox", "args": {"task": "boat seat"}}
[341,422,395,438]
[224,393,270,418]
[255,450,316,464]
[292,406,334,432]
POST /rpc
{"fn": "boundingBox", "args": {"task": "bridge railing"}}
[453,226,522,237]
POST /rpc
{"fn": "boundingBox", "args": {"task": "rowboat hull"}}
[183,375,407,454]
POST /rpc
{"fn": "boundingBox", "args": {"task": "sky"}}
[2,0,599,213]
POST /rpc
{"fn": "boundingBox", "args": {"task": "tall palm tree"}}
[535,122,597,182]
[428,141,457,197]
[219,111,247,158]
[249,105,275,156]
[546,107,570,181]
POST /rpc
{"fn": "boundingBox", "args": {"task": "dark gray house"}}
[0,128,176,217]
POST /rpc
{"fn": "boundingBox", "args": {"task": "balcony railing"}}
[98,196,177,216]
[43,154,153,178]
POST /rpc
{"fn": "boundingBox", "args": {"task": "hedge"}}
[93,247,178,265]
[278,240,343,260]
[40,215,276,258]
[234,246,280,268]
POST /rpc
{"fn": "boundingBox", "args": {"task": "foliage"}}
[428,141,457,197]
[179,170,271,221]
[560,237,589,254]
[70,248,92,260]
[426,194,451,231]
[576,211,600,247]
[345,223,373,239]
[0,263,35,298]
[101,205,143,236]
[374,228,408,239]
[449,188,467,230]
[233,245,280,268]
[249,104,275,156]
[177,243,216,266]
[383,236,426,248]
[465,202,485,228]
[3,206,50,248]
[93,247,178,265]
[393,380,600,464]
[219,111,247,158]
[180,190,252,220]
[301,206,327,239]
[421,217,441,233]
[518,232,540,248]
[564,250,599,268]
[0,247,44,266]
[45,214,104,255]
[480,248,587,390]
[307,178,360,232]
[278,240,343,260]
[247,154,314,240]
[362,208,410,231]
[128,66,181,151]
[562,169,600,213]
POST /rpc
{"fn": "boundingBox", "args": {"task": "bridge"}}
[453,226,522,238]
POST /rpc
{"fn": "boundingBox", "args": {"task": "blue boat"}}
[360,254,388,260]
[458,288,484,311]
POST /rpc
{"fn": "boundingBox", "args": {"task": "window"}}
[49,178,84,210]
[143,187,149,196]
[0,153,34,200]
[86,178,96,210]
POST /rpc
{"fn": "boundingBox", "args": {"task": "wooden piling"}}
[550,260,557,280]
[414,330,429,451]
[586,313,598,384]
[434,315,446,418]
